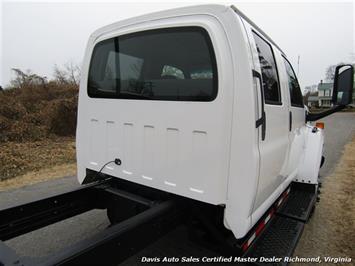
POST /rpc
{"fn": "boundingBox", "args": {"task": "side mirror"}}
[306,64,354,122]
[332,64,354,106]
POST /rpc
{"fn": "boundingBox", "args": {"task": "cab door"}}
[282,57,306,178]
[249,30,290,210]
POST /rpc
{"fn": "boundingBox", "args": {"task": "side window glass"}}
[89,39,117,94]
[119,54,144,81]
[104,51,117,81]
[283,57,304,107]
[252,32,281,104]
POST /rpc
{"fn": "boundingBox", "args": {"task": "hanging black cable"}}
[96,158,122,178]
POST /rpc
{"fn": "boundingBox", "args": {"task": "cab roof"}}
[89,4,284,55]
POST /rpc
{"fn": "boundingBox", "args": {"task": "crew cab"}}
[76,4,353,239]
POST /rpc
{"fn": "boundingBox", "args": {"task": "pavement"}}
[317,113,355,177]
[1,112,354,264]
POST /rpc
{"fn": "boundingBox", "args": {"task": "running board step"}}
[277,184,317,222]
[245,216,304,266]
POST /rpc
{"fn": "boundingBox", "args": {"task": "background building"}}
[317,81,333,107]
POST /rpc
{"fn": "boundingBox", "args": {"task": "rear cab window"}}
[88,27,218,101]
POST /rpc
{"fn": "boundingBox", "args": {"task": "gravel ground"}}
[1,113,354,265]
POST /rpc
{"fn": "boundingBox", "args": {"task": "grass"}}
[0,163,76,191]
[293,134,355,263]
[0,83,78,143]
[0,82,78,185]
[0,137,76,182]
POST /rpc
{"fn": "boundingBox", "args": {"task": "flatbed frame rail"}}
[0,179,183,266]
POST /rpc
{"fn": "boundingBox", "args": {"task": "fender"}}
[297,125,324,184]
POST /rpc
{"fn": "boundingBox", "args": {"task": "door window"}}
[283,57,304,107]
[252,32,281,105]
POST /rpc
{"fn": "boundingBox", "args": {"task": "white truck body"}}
[76,5,323,239]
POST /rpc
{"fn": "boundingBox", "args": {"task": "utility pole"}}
[297,55,300,76]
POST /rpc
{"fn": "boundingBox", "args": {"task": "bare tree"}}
[67,62,81,86]
[303,90,310,106]
[53,62,81,86]
[324,62,351,82]
[10,68,47,88]
[325,65,337,82]
[53,65,67,85]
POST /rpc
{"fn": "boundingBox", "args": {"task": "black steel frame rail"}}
[0,180,183,266]
[0,182,100,241]
[39,200,179,266]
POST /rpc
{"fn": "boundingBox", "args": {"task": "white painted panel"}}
[122,123,134,175]
[89,119,104,167]
[297,126,323,184]
[141,125,155,180]
[164,128,179,186]
[77,7,234,206]
[189,130,208,194]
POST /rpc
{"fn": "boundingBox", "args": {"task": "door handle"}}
[253,70,266,141]
[289,111,292,132]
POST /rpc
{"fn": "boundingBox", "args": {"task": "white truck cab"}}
[76,4,354,240]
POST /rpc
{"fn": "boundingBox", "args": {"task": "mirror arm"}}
[306,105,346,122]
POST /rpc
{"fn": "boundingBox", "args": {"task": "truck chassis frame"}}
[0,173,318,266]
[0,178,183,266]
